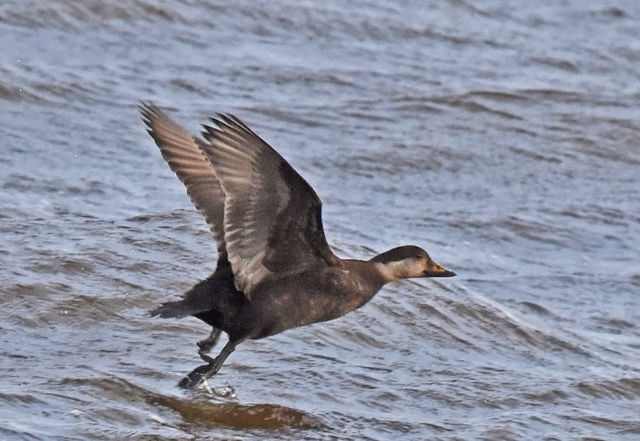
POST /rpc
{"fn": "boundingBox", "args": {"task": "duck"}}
[139,102,455,389]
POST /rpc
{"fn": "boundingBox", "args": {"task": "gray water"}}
[2,1,640,439]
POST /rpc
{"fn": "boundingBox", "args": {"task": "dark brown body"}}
[157,259,387,342]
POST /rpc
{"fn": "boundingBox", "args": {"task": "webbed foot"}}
[178,363,213,389]
[178,339,238,389]
[197,328,222,363]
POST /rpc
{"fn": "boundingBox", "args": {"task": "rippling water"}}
[2,1,640,439]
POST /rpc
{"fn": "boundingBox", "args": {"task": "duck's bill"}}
[427,269,456,277]
[423,263,456,277]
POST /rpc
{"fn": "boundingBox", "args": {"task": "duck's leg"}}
[178,339,238,389]
[197,327,222,362]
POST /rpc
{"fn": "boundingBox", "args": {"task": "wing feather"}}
[200,114,337,297]
[139,102,227,260]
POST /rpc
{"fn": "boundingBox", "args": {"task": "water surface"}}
[1,1,640,439]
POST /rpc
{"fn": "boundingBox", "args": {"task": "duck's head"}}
[370,245,456,282]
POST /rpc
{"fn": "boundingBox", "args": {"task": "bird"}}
[139,102,455,389]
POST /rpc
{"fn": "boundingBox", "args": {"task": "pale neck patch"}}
[373,260,421,282]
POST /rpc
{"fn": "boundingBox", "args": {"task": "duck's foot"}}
[197,328,222,362]
[178,363,213,389]
[178,339,237,389]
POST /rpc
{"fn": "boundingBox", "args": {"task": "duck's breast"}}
[243,265,383,339]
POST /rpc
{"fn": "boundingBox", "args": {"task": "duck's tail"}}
[149,275,220,319]
[149,300,194,318]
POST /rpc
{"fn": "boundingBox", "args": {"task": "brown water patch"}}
[151,394,322,430]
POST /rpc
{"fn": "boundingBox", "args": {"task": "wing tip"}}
[201,112,254,144]
[138,99,156,115]
[139,100,163,129]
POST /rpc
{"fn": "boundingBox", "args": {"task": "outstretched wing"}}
[140,102,226,260]
[200,114,337,298]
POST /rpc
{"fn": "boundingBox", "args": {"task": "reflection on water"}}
[62,377,321,430]
[1,0,640,440]
[153,393,321,430]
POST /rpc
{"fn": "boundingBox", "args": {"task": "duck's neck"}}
[341,259,391,304]
[370,260,408,283]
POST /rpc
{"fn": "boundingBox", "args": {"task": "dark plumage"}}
[139,102,455,388]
